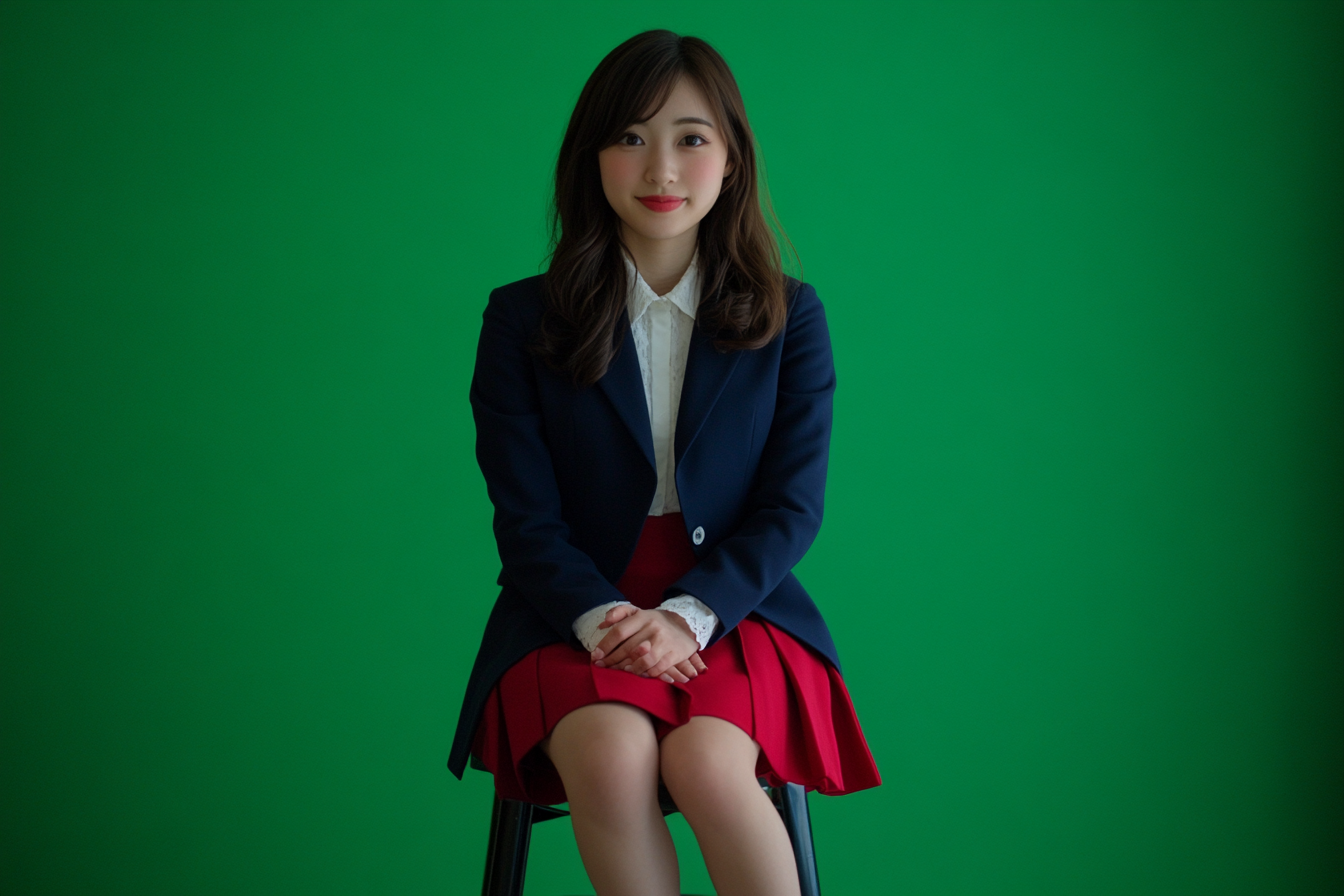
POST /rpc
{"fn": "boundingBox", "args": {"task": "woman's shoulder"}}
[781,277,826,334]
[783,276,821,311]
[481,274,548,328]
[488,273,547,306]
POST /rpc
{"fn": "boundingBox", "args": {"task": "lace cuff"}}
[659,594,719,651]
[572,601,633,653]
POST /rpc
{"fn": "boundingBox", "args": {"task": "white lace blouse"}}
[570,253,721,653]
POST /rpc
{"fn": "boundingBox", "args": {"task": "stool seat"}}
[471,756,821,895]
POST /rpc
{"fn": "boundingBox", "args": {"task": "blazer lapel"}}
[597,319,657,471]
[675,325,742,462]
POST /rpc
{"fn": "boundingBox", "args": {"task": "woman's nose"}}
[643,147,675,184]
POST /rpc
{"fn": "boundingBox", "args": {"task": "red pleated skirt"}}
[473,513,881,806]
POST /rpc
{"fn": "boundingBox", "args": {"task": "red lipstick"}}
[638,195,686,212]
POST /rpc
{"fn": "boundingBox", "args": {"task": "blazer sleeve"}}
[669,282,836,636]
[469,287,630,642]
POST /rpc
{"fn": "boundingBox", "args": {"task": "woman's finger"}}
[639,638,689,679]
[673,659,698,680]
[593,615,649,662]
[654,656,688,683]
[599,611,674,667]
[621,640,654,672]
[596,616,640,649]
[598,604,636,630]
[689,653,708,673]
[601,624,656,667]
[639,653,671,678]
[599,612,695,672]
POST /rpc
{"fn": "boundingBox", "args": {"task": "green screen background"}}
[2,1,1340,894]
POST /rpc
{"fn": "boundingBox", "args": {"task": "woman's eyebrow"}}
[673,116,714,127]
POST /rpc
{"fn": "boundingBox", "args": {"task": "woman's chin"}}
[620,218,700,246]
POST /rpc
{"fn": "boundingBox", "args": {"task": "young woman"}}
[448,30,880,896]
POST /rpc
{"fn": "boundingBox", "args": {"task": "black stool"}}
[473,757,821,896]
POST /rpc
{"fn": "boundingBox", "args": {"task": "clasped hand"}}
[590,605,708,684]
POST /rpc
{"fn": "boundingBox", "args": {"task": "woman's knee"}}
[659,716,761,806]
[546,703,660,800]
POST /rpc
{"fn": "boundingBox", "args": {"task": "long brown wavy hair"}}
[534,30,793,386]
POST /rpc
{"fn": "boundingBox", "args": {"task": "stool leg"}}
[481,794,533,896]
[772,783,821,896]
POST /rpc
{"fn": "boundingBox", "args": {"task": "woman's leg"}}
[660,716,801,896]
[542,702,679,896]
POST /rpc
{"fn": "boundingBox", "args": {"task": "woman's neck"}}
[621,224,698,296]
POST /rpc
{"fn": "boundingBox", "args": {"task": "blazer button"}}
[692,526,705,545]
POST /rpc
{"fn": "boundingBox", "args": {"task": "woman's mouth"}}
[638,195,686,212]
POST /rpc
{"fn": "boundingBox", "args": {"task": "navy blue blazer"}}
[448,273,840,779]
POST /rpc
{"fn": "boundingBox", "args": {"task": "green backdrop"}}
[2,1,1340,894]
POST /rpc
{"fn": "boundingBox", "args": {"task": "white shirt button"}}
[692,526,705,545]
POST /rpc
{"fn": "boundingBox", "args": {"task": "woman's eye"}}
[681,134,708,147]
[617,133,643,146]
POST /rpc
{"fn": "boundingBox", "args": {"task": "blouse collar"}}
[623,250,701,325]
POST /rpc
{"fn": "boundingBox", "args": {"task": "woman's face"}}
[598,77,732,254]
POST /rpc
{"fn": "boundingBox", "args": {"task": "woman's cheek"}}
[687,155,728,207]
[599,152,640,193]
